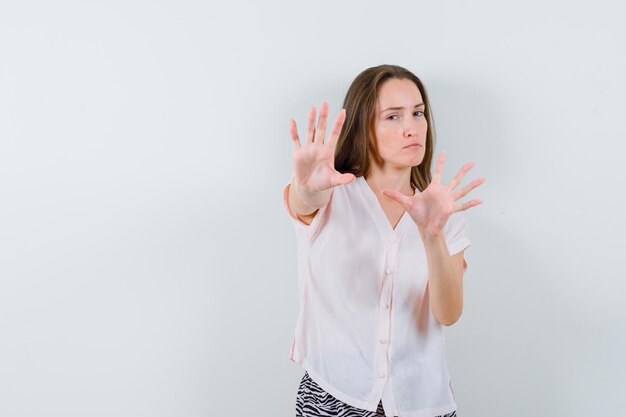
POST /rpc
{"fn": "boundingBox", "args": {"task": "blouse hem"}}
[300,361,381,412]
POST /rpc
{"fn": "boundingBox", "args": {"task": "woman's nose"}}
[404,123,418,138]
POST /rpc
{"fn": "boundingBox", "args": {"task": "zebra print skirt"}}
[296,371,457,417]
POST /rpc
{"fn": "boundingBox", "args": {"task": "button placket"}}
[377,276,391,379]
[377,238,398,381]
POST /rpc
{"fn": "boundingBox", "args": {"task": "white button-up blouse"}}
[283,175,471,417]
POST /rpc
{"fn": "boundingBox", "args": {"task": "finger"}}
[432,150,446,185]
[455,199,483,212]
[453,177,486,201]
[381,188,413,209]
[289,118,302,150]
[314,100,329,144]
[326,109,347,148]
[448,162,475,190]
[305,105,316,145]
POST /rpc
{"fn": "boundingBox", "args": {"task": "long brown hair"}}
[334,64,436,192]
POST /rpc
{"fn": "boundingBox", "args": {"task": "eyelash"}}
[387,111,424,120]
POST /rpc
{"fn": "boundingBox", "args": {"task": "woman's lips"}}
[404,144,422,149]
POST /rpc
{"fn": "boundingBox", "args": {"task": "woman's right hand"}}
[289,100,356,208]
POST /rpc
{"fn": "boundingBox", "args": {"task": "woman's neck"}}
[364,165,414,197]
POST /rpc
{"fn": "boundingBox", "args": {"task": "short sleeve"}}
[282,177,332,242]
[443,212,471,271]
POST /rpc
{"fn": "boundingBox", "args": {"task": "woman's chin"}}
[407,155,424,167]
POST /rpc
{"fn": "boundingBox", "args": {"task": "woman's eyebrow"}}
[381,103,425,112]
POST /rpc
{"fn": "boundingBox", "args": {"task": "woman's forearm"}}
[419,229,463,326]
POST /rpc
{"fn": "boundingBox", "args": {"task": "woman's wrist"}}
[292,178,331,210]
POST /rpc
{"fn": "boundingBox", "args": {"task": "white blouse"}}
[283,175,471,417]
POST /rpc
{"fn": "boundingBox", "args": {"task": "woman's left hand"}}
[382,151,485,238]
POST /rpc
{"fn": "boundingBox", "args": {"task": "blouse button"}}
[385,269,392,275]
[380,338,388,344]
[379,372,386,378]
[384,303,390,309]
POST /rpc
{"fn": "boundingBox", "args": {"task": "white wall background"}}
[1,1,624,416]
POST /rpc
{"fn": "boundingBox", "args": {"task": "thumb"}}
[381,189,413,209]
[330,172,356,188]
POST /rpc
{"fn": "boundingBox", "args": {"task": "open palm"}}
[382,151,485,237]
[289,101,355,194]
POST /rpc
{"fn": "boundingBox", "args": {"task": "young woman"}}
[283,64,485,417]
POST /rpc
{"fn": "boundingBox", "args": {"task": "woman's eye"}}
[387,112,423,120]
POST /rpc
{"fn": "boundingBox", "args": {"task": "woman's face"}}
[372,78,428,169]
